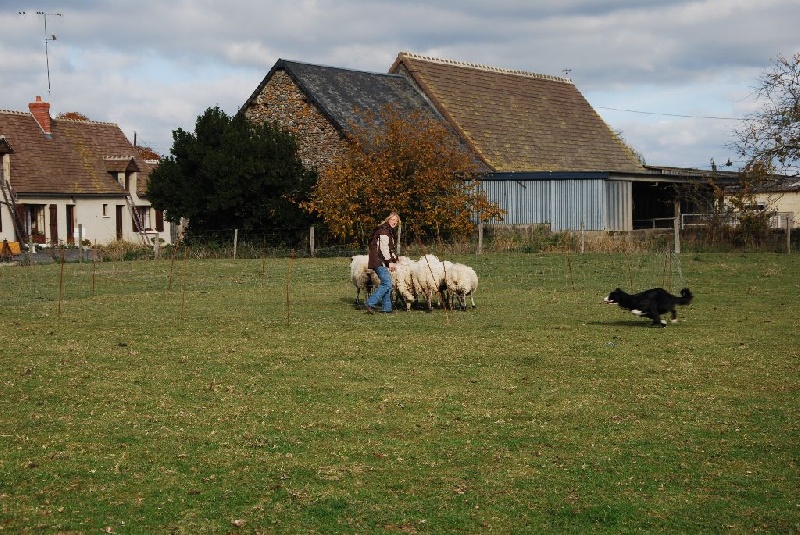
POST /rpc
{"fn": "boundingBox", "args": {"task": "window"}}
[133,206,152,231]
[29,204,46,236]
[102,203,108,217]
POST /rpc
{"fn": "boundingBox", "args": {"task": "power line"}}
[597,105,742,121]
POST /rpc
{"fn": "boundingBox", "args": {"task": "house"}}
[240,53,722,232]
[0,97,174,247]
[759,179,800,228]
[724,176,800,229]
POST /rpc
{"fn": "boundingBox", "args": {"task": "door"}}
[49,204,58,244]
[66,205,75,244]
[116,205,123,240]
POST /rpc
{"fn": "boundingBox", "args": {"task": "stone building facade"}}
[242,70,348,171]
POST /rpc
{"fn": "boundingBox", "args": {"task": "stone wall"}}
[243,70,347,172]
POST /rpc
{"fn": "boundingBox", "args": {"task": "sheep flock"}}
[349,254,478,311]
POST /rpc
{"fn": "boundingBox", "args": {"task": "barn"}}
[241,53,721,232]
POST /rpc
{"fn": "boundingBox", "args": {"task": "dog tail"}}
[678,287,693,305]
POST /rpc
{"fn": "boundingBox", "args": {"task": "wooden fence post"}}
[580,222,585,254]
[309,226,315,257]
[787,215,793,254]
[477,223,483,255]
[78,224,84,263]
[397,224,402,255]
[233,228,238,259]
[673,200,681,255]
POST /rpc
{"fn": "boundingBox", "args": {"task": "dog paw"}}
[631,309,644,316]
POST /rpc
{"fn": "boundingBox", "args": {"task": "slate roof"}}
[389,53,645,174]
[0,108,137,196]
[242,59,445,135]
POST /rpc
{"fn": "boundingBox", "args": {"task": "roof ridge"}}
[0,109,119,127]
[398,52,573,84]
[282,58,400,77]
[57,117,119,126]
[0,109,31,116]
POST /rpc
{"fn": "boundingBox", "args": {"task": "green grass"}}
[1,252,798,533]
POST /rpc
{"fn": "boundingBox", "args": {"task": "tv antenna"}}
[20,11,62,96]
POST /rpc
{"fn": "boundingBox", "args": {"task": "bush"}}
[97,240,152,261]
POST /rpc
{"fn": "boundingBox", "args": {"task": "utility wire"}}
[597,106,743,121]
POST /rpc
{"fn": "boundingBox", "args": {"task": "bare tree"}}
[733,52,800,178]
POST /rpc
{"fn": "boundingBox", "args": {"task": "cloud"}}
[2,0,798,166]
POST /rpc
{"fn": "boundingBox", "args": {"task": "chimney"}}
[29,96,52,136]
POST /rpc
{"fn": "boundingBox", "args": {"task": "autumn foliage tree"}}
[303,106,504,244]
[57,111,90,121]
[135,145,161,161]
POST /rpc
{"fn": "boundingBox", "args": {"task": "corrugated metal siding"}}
[483,177,625,231]
[604,180,632,231]
[551,179,604,231]
[481,180,550,225]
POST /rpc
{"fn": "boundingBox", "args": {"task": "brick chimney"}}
[29,96,52,136]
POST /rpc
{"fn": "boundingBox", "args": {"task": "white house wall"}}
[756,191,800,228]
[2,196,173,246]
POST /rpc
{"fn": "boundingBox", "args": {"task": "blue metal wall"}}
[480,176,632,231]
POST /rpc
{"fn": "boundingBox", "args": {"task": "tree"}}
[146,106,317,243]
[57,111,90,121]
[733,52,800,177]
[135,145,161,161]
[721,53,800,245]
[302,106,504,244]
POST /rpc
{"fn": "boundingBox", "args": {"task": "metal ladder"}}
[124,194,149,246]
[0,172,27,243]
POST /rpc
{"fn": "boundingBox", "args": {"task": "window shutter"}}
[156,210,164,232]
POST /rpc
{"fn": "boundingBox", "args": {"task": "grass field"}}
[1,252,798,533]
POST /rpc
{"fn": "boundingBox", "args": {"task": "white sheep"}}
[391,256,418,311]
[445,262,479,310]
[411,254,448,311]
[349,255,379,304]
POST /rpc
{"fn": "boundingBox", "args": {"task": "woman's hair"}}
[383,212,401,225]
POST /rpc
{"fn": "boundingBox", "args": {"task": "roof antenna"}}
[38,11,62,97]
[20,11,63,97]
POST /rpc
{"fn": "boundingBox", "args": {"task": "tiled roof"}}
[390,53,645,174]
[243,59,444,135]
[0,108,137,196]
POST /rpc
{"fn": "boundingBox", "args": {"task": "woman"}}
[364,212,400,314]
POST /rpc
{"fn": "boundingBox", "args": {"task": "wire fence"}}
[2,221,796,268]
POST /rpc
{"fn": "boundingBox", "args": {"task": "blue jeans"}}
[366,265,393,312]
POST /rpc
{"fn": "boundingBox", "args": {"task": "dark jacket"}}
[367,222,398,269]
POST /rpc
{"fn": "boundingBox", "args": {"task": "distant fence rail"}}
[681,211,795,229]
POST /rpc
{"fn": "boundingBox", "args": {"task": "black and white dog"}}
[603,287,693,327]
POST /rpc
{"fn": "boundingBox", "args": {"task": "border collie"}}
[603,287,693,327]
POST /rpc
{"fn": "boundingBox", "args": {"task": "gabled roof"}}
[0,108,136,196]
[390,52,645,174]
[242,59,444,136]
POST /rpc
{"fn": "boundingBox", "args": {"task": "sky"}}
[2,0,799,171]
